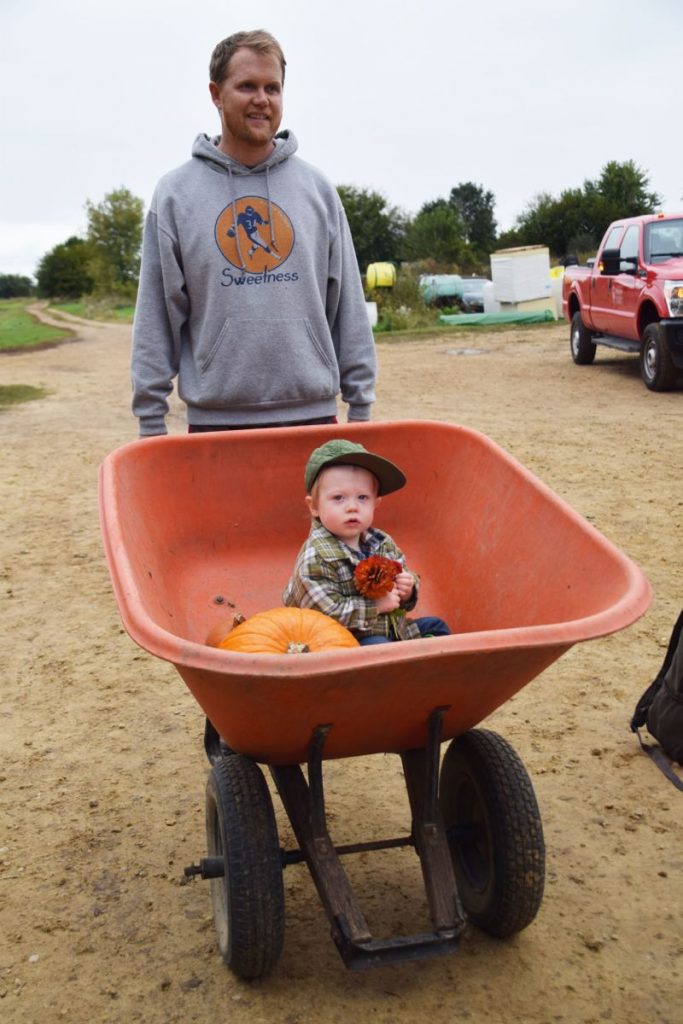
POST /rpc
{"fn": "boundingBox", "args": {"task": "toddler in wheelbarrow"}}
[282,439,451,645]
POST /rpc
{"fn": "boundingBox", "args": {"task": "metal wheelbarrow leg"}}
[270,707,466,971]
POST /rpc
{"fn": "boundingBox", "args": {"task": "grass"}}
[374,323,470,341]
[374,320,563,342]
[0,299,71,351]
[51,301,84,316]
[0,384,48,408]
[50,298,135,322]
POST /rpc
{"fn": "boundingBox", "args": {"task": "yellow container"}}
[366,262,396,288]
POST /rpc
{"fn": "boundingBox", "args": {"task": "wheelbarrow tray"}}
[98,420,650,765]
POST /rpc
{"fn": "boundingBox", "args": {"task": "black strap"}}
[630,609,683,731]
[634,728,683,791]
[659,610,683,683]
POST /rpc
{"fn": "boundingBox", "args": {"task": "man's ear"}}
[209,81,221,109]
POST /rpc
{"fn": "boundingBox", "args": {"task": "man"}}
[131,29,376,436]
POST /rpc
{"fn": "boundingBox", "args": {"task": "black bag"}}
[631,610,683,789]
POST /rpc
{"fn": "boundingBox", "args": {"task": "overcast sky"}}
[1,0,681,278]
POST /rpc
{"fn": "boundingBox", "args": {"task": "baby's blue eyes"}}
[330,494,370,502]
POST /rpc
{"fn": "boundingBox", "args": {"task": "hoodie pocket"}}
[198,317,339,409]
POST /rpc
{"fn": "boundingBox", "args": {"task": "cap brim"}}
[322,452,406,496]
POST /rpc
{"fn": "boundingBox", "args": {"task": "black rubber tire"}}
[640,322,677,391]
[206,756,285,979]
[439,728,545,938]
[570,311,596,365]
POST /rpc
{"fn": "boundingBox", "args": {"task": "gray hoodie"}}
[132,131,376,435]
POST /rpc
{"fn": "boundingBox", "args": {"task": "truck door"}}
[591,225,625,332]
[608,225,643,340]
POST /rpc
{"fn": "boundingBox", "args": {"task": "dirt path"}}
[0,313,680,1024]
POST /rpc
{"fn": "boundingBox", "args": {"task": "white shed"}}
[490,245,555,315]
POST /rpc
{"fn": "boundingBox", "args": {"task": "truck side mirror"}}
[600,249,638,275]
[600,249,621,275]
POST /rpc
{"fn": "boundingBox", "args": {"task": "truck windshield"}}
[644,219,683,263]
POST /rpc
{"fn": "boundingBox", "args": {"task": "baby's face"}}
[308,465,380,549]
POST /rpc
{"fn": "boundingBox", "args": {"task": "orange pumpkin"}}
[215,607,360,655]
[204,610,246,643]
[205,612,246,648]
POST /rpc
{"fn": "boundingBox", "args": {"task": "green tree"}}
[0,274,34,298]
[448,182,497,259]
[583,159,662,236]
[402,200,466,267]
[35,236,94,299]
[508,160,662,257]
[512,188,594,255]
[337,185,407,271]
[85,187,144,298]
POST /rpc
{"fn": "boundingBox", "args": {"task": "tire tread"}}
[440,728,545,938]
[206,755,284,979]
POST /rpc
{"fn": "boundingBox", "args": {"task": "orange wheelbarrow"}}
[98,420,650,979]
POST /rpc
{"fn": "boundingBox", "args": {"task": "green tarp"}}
[439,310,556,326]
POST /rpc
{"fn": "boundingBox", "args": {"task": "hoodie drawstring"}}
[265,166,277,251]
[226,159,278,271]
[228,166,247,271]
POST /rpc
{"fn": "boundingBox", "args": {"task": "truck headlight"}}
[663,280,683,316]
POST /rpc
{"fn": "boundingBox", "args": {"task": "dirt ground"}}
[1,307,681,1024]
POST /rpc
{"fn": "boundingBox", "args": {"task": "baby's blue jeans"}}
[358,616,450,645]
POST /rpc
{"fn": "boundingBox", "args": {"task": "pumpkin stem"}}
[286,641,310,654]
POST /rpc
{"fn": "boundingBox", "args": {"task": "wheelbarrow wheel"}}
[203,716,236,764]
[206,755,285,979]
[439,728,544,938]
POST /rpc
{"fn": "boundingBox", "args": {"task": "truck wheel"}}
[206,755,285,980]
[570,311,596,365]
[439,728,545,938]
[640,323,677,391]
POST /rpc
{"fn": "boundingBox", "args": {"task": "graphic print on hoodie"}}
[216,198,295,273]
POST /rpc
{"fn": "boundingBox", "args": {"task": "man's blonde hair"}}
[209,29,286,85]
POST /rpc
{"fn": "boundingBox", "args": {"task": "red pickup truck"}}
[562,212,683,390]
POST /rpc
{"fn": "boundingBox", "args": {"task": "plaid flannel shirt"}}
[282,521,421,640]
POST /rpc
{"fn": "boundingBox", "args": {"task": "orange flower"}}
[354,555,402,598]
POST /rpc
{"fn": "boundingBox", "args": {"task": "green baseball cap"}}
[304,439,406,495]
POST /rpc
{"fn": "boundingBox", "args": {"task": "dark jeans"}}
[188,415,337,432]
[359,616,450,645]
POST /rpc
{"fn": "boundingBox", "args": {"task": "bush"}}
[36,237,94,299]
[367,268,440,333]
[0,274,34,299]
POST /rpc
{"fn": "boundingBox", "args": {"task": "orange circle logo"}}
[215,198,295,273]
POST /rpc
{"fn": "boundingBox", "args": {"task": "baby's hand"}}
[375,587,401,614]
[394,571,415,603]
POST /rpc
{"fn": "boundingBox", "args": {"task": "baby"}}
[282,439,450,645]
